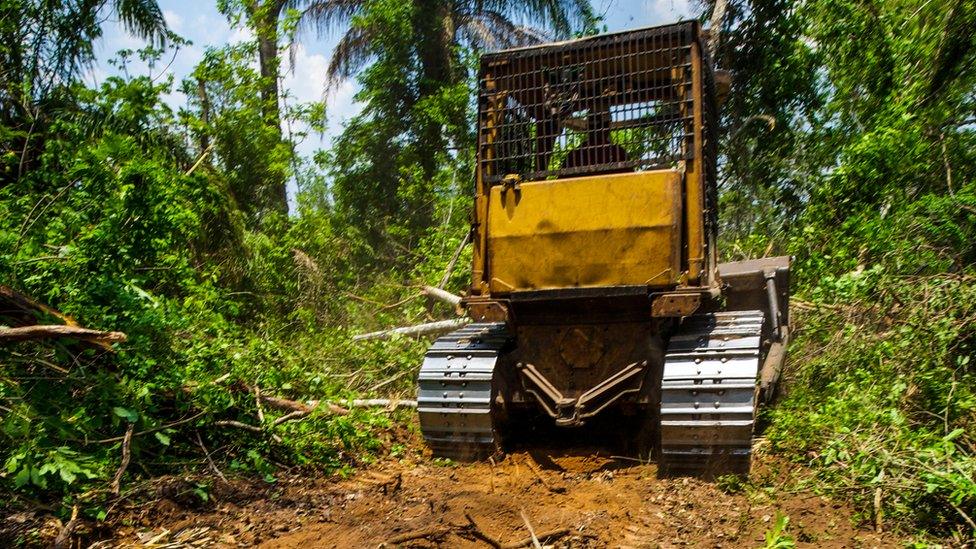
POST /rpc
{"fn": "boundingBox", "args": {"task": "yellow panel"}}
[487,170,682,293]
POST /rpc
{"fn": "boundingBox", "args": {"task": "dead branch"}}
[185,143,214,176]
[519,509,542,549]
[349,399,417,409]
[53,504,79,549]
[352,318,469,341]
[503,528,571,549]
[0,284,78,327]
[258,394,349,416]
[465,513,502,549]
[195,431,227,484]
[0,325,126,346]
[438,231,471,289]
[707,0,729,59]
[423,285,463,308]
[254,385,266,424]
[369,370,410,392]
[384,526,449,545]
[272,410,309,426]
[110,423,135,496]
[92,411,206,444]
[214,420,283,443]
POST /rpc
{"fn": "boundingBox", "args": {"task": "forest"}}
[2,0,976,546]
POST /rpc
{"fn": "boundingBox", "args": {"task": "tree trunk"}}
[412,0,456,181]
[248,0,289,215]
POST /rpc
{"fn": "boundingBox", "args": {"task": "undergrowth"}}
[768,275,976,539]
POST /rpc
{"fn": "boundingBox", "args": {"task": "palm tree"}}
[288,0,592,91]
[297,0,591,181]
[2,0,167,109]
[2,0,168,179]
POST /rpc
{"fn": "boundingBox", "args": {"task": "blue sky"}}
[92,0,694,200]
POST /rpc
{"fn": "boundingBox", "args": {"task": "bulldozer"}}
[417,20,790,475]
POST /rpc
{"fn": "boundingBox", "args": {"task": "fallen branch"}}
[0,325,126,346]
[383,526,449,545]
[423,285,462,308]
[258,394,349,416]
[110,423,134,496]
[369,370,410,392]
[195,431,227,484]
[465,513,502,549]
[254,385,266,424]
[519,508,542,549]
[353,318,469,341]
[502,528,571,549]
[272,410,308,426]
[91,411,207,444]
[0,284,78,327]
[53,504,79,549]
[438,231,471,289]
[214,420,282,443]
[349,398,417,409]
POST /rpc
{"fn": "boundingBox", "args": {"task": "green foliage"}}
[716,0,976,539]
[762,513,796,549]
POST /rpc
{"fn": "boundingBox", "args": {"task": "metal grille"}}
[478,21,700,184]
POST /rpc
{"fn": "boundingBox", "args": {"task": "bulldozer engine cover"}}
[486,170,683,293]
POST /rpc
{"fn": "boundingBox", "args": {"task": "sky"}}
[92,0,694,202]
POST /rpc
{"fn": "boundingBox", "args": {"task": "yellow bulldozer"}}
[417,20,790,475]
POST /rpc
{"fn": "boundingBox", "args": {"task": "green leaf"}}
[944,428,965,441]
[13,467,30,488]
[155,431,171,446]
[113,407,139,422]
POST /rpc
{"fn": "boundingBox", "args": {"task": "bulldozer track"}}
[417,323,512,460]
[660,311,764,475]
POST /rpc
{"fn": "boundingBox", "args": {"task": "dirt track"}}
[101,433,901,548]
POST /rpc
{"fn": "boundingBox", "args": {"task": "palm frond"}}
[326,24,377,92]
[284,0,367,39]
[475,0,592,39]
[112,0,168,45]
[457,10,551,51]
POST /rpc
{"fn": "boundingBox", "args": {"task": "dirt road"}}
[102,437,899,548]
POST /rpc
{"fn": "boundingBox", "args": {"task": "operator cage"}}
[477,20,716,185]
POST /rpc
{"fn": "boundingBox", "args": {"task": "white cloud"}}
[645,0,693,24]
[163,10,184,34]
[282,44,328,105]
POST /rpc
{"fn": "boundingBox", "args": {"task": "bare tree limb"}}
[53,504,79,549]
[352,318,469,341]
[110,423,135,496]
[423,285,463,308]
[519,508,542,549]
[0,325,126,347]
[92,411,206,444]
[437,230,471,289]
[195,431,227,484]
[214,420,283,443]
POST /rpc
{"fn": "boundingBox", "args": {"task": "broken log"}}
[352,318,469,341]
[0,325,127,346]
[0,284,78,327]
[422,285,462,308]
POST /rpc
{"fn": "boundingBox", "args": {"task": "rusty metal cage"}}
[478,21,705,184]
